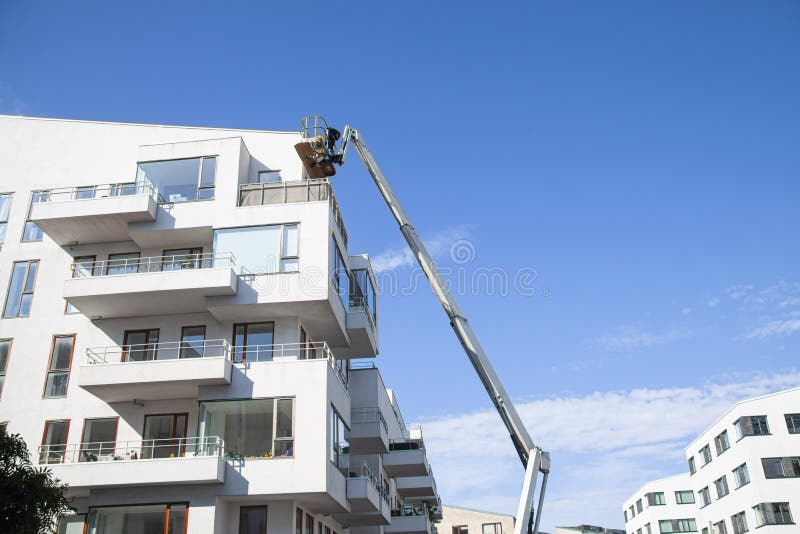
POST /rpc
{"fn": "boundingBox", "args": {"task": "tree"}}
[0,424,72,533]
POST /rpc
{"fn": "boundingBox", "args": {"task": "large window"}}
[646,492,665,506]
[330,235,349,307]
[714,475,729,498]
[180,325,206,358]
[675,490,695,504]
[233,322,274,363]
[86,503,188,534]
[122,329,160,362]
[213,223,299,274]
[658,519,698,533]
[734,415,769,439]
[0,192,11,245]
[762,456,800,479]
[350,268,377,322]
[329,405,350,470]
[714,430,730,455]
[786,413,800,434]
[136,156,216,202]
[3,259,38,317]
[22,190,48,242]
[79,418,118,462]
[0,339,10,398]
[753,503,793,526]
[57,515,87,534]
[239,506,267,534]
[162,247,203,271]
[730,512,748,534]
[143,413,187,459]
[199,398,294,458]
[106,252,140,275]
[40,419,69,464]
[732,463,750,487]
[44,335,75,398]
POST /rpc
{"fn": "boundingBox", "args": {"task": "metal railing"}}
[349,296,376,332]
[238,178,349,248]
[351,407,388,433]
[391,503,430,518]
[348,461,389,503]
[86,339,232,364]
[38,436,223,465]
[389,437,425,452]
[32,180,161,203]
[70,252,238,277]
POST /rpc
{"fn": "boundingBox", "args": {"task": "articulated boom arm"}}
[295,118,550,534]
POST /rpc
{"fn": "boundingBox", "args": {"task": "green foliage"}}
[0,424,72,533]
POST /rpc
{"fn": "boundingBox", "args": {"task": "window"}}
[730,512,748,534]
[142,413,187,459]
[122,329,160,362]
[637,499,643,512]
[3,259,38,317]
[452,528,468,534]
[713,520,727,534]
[761,456,800,479]
[233,322,274,363]
[624,510,628,522]
[734,415,769,439]
[162,247,203,271]
[629,505,635,518]
[213,223,299,274]
[239,506,267,534]
[44,335,75,398]
[714,475,729,498]
[180,325,206,358]
[675,490,695,504]
[646,492,665,506]
[0,192,11,245]
[136,156,216,202]
[0,339,10,398]
[482,524,501,534]
[40,419,69,464]
[351,268,377,323]
[753,503,793,526]
[330,235,349,306]
[714,430,730,455]
[72,255,97,278]
[57,514,87,534]
[732,463,750,487]
[329,405,350,470]
[86,503,188,533]
[700,444,712,465]
[106,252,140,275]
[785,413,800,434]
[79,418,118,462]
[305,513,314,534]
[645,524,651,534]
[22,190,48,242]
[688,456,696,474]
[199,398,294,458]
[296,508,303,534]
[699,487,711,507]
[658,519,697,533]
[257,170,282,183]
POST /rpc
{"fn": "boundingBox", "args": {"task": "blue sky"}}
[2,1,799,530]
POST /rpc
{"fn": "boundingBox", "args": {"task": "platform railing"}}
[70,252,238,277]
[38,436,223,465]
[351,407,389,433]
[33,179,161,203]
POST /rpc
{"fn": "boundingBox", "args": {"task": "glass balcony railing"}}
[38,436,223,465]
[70,252,239,277]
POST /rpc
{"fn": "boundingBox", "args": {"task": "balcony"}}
[384,438,429,477]
[334,463,391,526]
[349,407,389,454]
[64,252,239,319]
[79,340,233,402]
[395,467,437,498]
[39,436,225,491]
[386,505,433,534]
[29,181,159,245]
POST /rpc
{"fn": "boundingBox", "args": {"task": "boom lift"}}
[295,116,550,534]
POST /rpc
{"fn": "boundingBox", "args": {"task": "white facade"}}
[0,115,439,534]
[622,474,697,534]
[623,388,800,534]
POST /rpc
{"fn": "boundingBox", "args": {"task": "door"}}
[232,322,274,363]
[122,329,160,362]
[142,414,187,459]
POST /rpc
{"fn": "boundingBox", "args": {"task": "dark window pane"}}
[51,337,74,369]
[239,506,267,534]
[45,372,69,397]
[22,221,42,241]
[3,262,27,317]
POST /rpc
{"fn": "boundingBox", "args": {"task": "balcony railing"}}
[391,503,431,518]
[238,178,348,248]
[38,436,223,465]
[348,461,389,503]
[33,180,161,203]
[349,296,376,331]
[70,252,239,277]
[389,437,424,452]
[352,407,389,433]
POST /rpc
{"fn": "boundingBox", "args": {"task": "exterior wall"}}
[622,474,696,534]
[0,115,438,533]
[439,505,515,533]
[624,388,800,534]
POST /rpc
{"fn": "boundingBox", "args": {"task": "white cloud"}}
[417,372,800,532]
[741,317,800,340]
[594,326,691,351]
[370,226,471,272]
[727,281,800,340]
[707,297,720,307]
[681,307,692,315]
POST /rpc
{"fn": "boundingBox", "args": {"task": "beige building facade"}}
[440,505,515,534]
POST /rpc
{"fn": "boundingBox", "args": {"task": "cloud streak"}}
[594,326,692,351]
[417,371,800,532]
[370,226,471,272]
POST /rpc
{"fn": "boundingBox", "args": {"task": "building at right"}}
[623,387,800,534]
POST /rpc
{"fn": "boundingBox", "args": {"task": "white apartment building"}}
[623,388,800,534]
[0,115,441,534]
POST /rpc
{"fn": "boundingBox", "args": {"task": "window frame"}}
[40,419,70,464]
[699,444,712,466]
[43,334,76,398]
[730,511,748,534]
[239,505,267,534]
[0,338,11,399]
[137,155,217,202]
[180,325,207,358]
[86,503,189,534]
[162,247,203,271]
[232,321,275,363]
[0,192,12,246]
[714,429,730,455]
[142,412,189,459]
[785,413,800,434]
[675,490,695,504]
[79,417,119,461]
[3,259,39,318]
[22,190,49,242]
[122,328,160,362]
[280,223,300,272]
[732,462,750,488]
[482,523,502,534]
[714,474,730,498]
